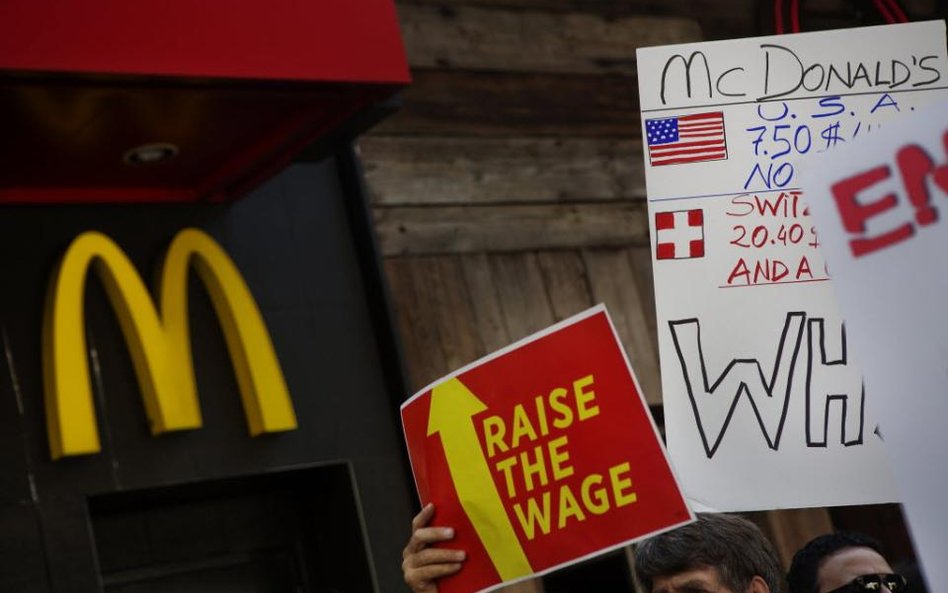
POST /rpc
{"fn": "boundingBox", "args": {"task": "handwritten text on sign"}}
[802,102,948,593]
[637,21,948,511]
[401,306,692,593]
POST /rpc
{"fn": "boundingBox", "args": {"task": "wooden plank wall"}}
[366,3,678,409]
[361,1,941,591]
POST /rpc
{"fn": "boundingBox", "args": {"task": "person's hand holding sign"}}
[403,503,466,593]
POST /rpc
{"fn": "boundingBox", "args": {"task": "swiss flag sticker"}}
[655,209,705,260]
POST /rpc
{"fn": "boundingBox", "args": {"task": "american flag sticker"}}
[645,112,727,167]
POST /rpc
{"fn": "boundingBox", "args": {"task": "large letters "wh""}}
[669,313,866,458]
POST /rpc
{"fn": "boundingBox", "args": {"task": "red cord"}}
[873,0,897,23]
[774,0,785,33]
[883,0,909,22]
[779,0,907,35]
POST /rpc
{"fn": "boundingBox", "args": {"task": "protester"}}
[786,531,909,593]
[633,513,783,593]
[403,508,782,593]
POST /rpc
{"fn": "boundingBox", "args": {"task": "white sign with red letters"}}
[801,100,948,591]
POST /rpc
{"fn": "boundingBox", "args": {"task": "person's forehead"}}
[651,565,735,593]
[816,547,893,593]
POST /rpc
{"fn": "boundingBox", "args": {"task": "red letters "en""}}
[831,130,948,258]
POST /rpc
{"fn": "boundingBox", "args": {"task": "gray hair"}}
[634,513,783,593]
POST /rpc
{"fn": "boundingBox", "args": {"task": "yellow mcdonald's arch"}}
[43,228,297,460]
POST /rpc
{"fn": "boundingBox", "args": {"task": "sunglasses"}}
[826,573,908,593]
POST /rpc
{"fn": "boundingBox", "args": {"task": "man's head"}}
[634,513,783,593]
[787,532,905,593]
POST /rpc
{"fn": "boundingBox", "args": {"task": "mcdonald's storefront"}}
[0,2,416,592]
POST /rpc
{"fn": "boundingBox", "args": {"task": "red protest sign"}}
[401,305,692,593]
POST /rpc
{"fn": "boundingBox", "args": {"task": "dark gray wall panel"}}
[0,158,414,592]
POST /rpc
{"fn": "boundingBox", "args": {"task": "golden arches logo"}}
[43,228,297,460]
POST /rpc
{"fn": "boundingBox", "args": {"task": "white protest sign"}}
[800,100,948,589]
[636,21,948,511]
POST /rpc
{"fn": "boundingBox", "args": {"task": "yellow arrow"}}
[427,377,533,580]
